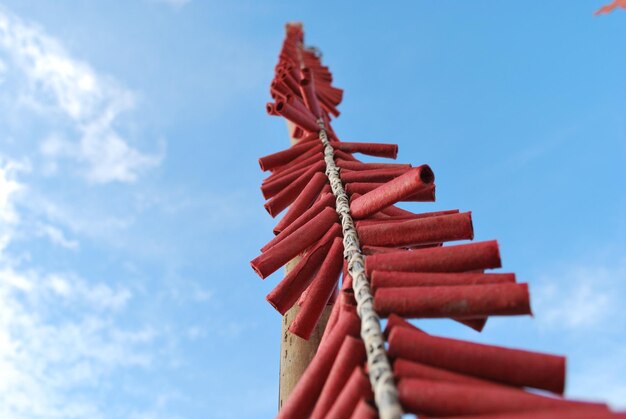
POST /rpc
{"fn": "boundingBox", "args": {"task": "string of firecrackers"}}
[251,23,623,418]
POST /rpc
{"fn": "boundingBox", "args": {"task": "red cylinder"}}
[326,367,373,419]
[388,327,566,393]
[290,237,345,340]
[374,283,532,319]
[276,310,361,419]
[275,98,320,132]
[335,142,398,158]
[398,378,605,416]
[358,212,473,247]
[346,181,436,202]
[350,165,435,219]
[437,407,620,419]
[349,399,379,419]
[258,140,318,171]
[251,207,338,278]
[337,159,411,171]
[341,167,410,184]
[356,210,459,228]
[394,358,506,388]
[310,335,367,418]
[299,68,323,118]
[261,160,325,199]
[264,163,325,217]
[266,224,340,314]
[269,143,323,174]
[371,271,516,290]
[383,313,424,338]
[365,241,502,276]
[263,192,335,252]
[271,173,329,235]
[263,151,321,186]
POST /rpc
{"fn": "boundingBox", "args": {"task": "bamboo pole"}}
[278,121,332,410]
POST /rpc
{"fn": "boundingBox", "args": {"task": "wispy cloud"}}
[533,261,626,331]
[533,258,626,409]
[36,223,79,249]
[0,7,163,183]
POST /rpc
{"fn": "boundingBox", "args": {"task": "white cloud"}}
[533,259,626,409]
[0,266,158,418]
[0,7,163,183]
[37,223,79,249]
[533,262,626,330]
[0,158,27,224]
[0,155,164,417]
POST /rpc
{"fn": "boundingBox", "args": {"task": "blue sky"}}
[0,1,623,418]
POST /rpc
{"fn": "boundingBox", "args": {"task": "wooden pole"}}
[278,121,333,410]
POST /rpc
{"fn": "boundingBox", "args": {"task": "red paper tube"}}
[271,173,328,235]
[299,69,323,118]
[310,335,367,418]
[263,150,321,185]
[341,167,411,183]
[258,140,318,171]
[319,292,342,345]
[363,245,404,255]
[398,378,605,417]
[319,299,356,349]
[337,159,412,171]
[349,399,379,419]
[263,152,320,186]
[359,212,473,247]
[334,149,360,162]
[375,283,531,319]
[285,92,313,117]
[388,327,566,393]
[335,142,398,158]
[266,101,279,115]
[261,160,325,199]
[317,89,341,117]
[379,205,417,218]
[320,93,341,109]
[365,241,502,276]
[275,99,320,132]
[277,310,361,419]
[356,210,460,227]
[289,237,344,339]
[278,69,301,96]
[364,242,442,254]
[383,313,424,338]
[263,192,335,252]
[251,207,338,278]
[375,288,487,332]
[350,165,434,219]
[371,271,516,291]
[265,224,340,314]
[290,123,304,139]
[326,366,373,419]
[269,143,323,175]
[264,164,324,217]
[394,358,507,388]
[346,182,436,202]
[438,408,621,419]
[270,80,290,99]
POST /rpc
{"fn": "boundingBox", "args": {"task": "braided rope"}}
[317,123,403,419]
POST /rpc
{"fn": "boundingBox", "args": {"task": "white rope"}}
[317,123,403,419]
